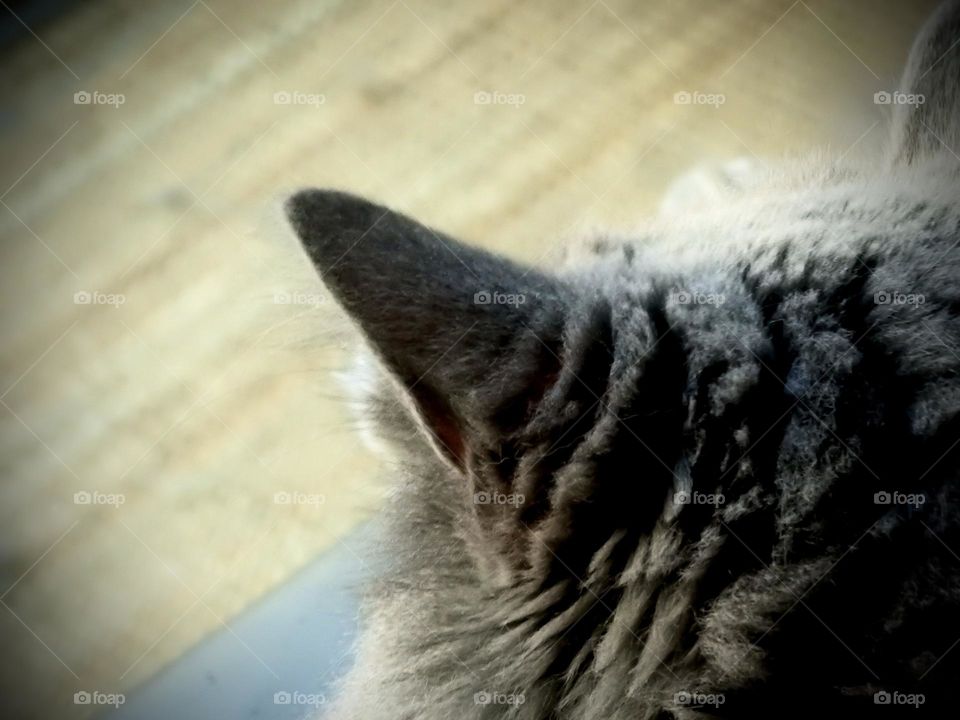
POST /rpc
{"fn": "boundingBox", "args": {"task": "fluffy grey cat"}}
[284,3,960,717]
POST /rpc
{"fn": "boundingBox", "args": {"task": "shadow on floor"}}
[106,525,373,720]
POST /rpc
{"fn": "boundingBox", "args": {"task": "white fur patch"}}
[334,348,392,457]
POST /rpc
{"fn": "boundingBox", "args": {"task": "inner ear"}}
[284,189,571,472]
[409,382,467,470]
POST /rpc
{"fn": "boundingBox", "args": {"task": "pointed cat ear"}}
[285,189,570,472]
[889,1,960,164]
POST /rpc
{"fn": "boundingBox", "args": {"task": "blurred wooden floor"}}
[0,0,939,717]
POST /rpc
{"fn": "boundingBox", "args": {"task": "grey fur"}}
[284,4,960,717]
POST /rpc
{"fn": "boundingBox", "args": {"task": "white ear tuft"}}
[334,348,394,458]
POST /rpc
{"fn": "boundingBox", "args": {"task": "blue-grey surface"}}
[107,526,370,720]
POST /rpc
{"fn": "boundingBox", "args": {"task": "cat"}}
[283,2,960,717]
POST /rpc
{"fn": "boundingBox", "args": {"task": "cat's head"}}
[281,0,960,590]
